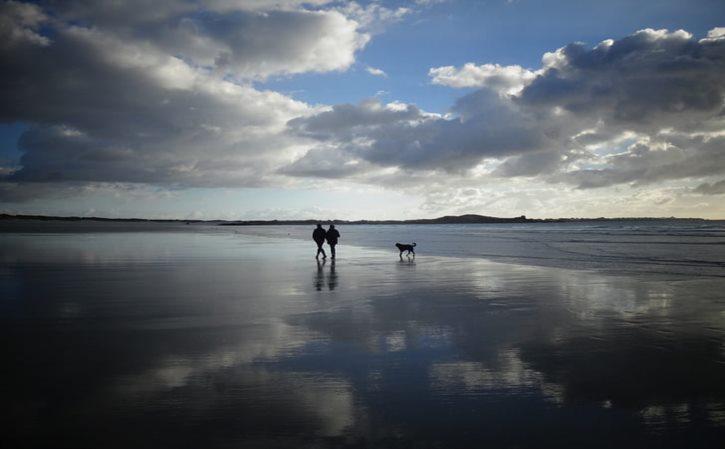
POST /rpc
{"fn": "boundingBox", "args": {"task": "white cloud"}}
[414,0,448,5]
[0,0,404,201]
[0,2,330,197]
[289,27,725,194]
[3,1,725,221]
[700,27,725,43]
[336,1,410,32]
[366,66,387,77]
[41,1,372,81]
[429,63,536,95]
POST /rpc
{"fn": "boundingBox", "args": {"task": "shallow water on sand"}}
[230,220,725,278]
[2,230,725,448]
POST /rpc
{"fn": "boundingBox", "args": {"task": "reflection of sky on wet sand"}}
[2,231,725,448]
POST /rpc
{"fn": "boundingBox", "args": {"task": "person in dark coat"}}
[326,224,340,259]
[313,223,327,259]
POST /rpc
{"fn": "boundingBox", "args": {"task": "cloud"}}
[0,0,402,200]
[287,90,559,173]
[336,1,410,33]
[0,1,49,47]
[278,147,375,179]
[289,27,725,192]
[289,98,423,136]
[46,1,370,80]
[414,0,448,5]
[494,151,566,177]
[3,5,725,213]
[0,21,311,186]
[366,66,387,77]
[556,135,725,189]
[700,26,725,43]
[520,28,725,130]
[429,63,536,94]
[693,179,725,195]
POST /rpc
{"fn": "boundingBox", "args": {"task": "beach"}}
[2,222,725,448]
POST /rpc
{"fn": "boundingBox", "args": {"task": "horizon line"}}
[0,213,719,223]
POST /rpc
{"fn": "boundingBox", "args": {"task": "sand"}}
[1,229,724,448]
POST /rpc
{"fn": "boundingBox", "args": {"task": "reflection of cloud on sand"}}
[297,376,354,436]
[112,319,304,393]
[109,319,356,437]
[518,326,725,416]
[640,401,725,431]
[430,350,566,405]
[384,330,407,352]
[288,254,725,436]
[8,231,725,447]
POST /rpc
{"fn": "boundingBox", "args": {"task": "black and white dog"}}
[395,242,416,256]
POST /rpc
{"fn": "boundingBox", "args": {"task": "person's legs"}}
[316,244,327,259]
[330,243,336,259]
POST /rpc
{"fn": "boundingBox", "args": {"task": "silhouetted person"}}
[313,223,327,259]
[326,224,340,259]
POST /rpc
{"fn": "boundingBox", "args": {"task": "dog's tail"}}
[412,242,416,247]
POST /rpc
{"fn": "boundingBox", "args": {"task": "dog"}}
[395,242,416,256]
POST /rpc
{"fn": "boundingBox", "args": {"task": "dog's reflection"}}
[315,259,338,291]
[398,254,416,265]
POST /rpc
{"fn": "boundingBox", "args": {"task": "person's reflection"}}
[315,259,325,291]
[328,259,338,290]
[314,259,339,291]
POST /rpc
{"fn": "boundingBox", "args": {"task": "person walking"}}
[326,224,340,259]
[313,223,327,259]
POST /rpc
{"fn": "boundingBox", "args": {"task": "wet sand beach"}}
[2,227,725,448]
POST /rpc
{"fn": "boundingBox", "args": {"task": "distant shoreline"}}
[0,213,711,225]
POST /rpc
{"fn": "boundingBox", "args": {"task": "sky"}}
[1,0,725,220]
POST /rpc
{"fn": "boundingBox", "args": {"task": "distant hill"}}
[218,214,533,226]
[0,213,206,223]
[0,213,707,225]
[404,214,531,224]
